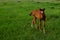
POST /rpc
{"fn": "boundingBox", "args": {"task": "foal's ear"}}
[43,8,45,10]
[40,9,42,10]
[40,8,45,11]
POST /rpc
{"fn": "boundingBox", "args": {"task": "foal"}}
[29,8,46,33]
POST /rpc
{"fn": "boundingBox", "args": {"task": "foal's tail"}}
[29,12,32,16]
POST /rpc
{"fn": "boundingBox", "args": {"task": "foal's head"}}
[40,8,45,14]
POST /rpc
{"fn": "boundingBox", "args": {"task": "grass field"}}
[0,2,60,40]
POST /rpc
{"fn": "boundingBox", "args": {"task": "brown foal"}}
[29,8,46,33]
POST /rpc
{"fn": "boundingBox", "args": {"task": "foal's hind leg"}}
[31,17,36,28]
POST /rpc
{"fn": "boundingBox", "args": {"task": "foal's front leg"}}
[42,20,46,34]
[39,20,42,31]
[41,20,46,34]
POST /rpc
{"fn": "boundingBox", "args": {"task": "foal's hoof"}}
[43,32,45,34]
[36,28,39,31]
[43,30,46,34]
[36,26,39,31]
[31,25,33,28]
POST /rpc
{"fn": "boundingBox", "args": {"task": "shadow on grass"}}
[17,1,21,3]
[3,2,7,5]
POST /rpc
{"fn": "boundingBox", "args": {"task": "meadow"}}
[0,1,60,40]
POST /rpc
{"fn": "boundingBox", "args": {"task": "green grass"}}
[0,2,60,40]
